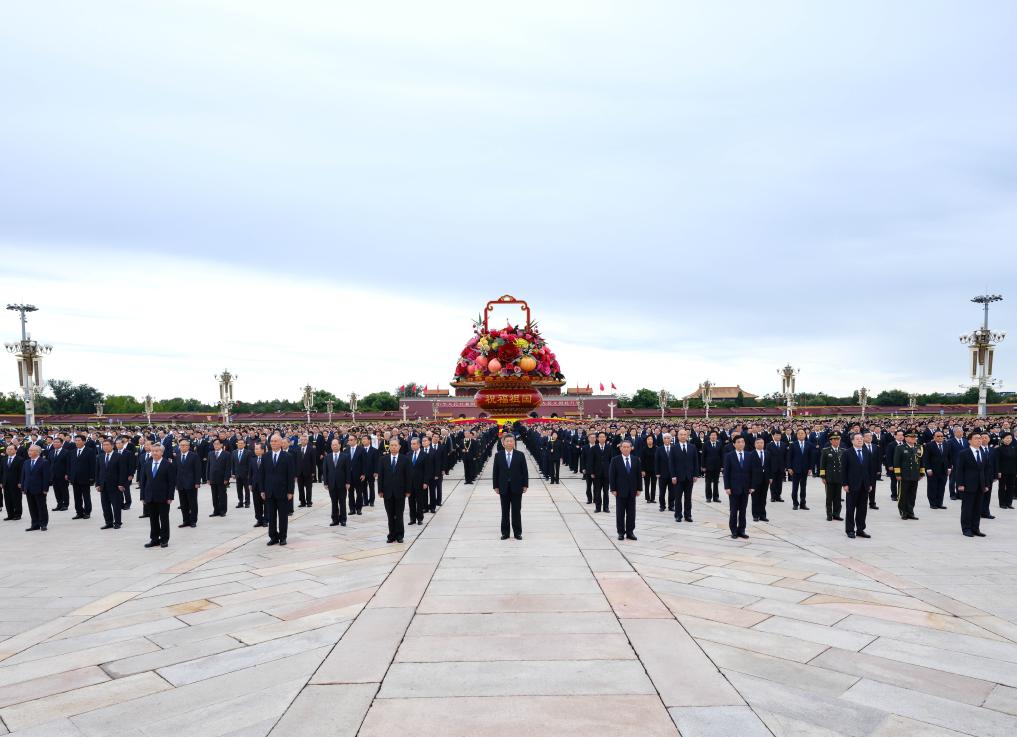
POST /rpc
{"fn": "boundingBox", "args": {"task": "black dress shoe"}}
[139,514,148,518]
[73,514,84,520]
[738,533,749,539]
[963,531,975,537]
[396,538,403,543]
[235,503,244,509]
[209,513,218,518]
[40,526,47,531]
[51,506,61,511]
[190,523,196,528]
[833,516,843,521]
[847,532,856,538]
[626,534,637,540]
[857,531,871,538]
[122,505,131,510]
[178,523,189,528]
[113,523,122,529]
[144,541,159,548]
[245,502,251,508]
[870,505,879,510]
[731,533,738,539]
[618,534,625,540]
[267,540,279,546]
[25,527,39,532]
[280,540,287,545]
[800,505,810,511]
[101,524,113,529]
[160,542,168,548]
[974,531,987,537]
[356,511,363,515]
[514,534,522,540]
[982,514,996,519]
[759,517,769,522]
[340,521,346,526]
[793,504,799,510]
[330,521,340,527]
[685,517,693,523]
[909,515,919,520]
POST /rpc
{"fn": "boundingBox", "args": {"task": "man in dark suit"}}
[232,439,252,509]
[67,434,95,519]
[424,435,443,512]
[924,430,951,510]
[947,426,967,499]
[323,438,350,527]
[2,444,25,520]
[843,433,872,538]
[95,438,126,529]
[141,443,176,547]
[671,429,699,523]
[206,439,232,517]
[747,437,771,522]
[766,431,787,503]
[348,438,364,515]
[294,435,316,508]
[955,433,989,537]
[701,431,724,503]
[722,436,752,539]
[259,434,295,545]
[609,439,642,540]
[250,442,268,526]
[582,435,597,504]
[48,436,70,511]
[116,436,136,510]
[378,438,411,543]
[175,439,202,527]
[407,437,430,525]
[788,429,814,511]
[862,431,882,509]
[360,435,378,508]
[590,432,613,514]
[493,434,528,540]
[655,432,676,513]
[20,444,51,531]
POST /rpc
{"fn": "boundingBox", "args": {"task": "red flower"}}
[497,342,520,362]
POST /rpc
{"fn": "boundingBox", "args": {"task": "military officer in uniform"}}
[819,432,846,522]
[893,430,924,520]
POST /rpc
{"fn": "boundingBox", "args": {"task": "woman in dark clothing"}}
[641,434,657,504]
[996,433,1017,509]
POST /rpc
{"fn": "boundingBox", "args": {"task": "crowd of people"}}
[2,414,1015,547]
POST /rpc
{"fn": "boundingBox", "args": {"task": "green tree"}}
[153,397,214,412]
[873,389,909,406]
[103,395,144,413]
[47,379,104,413]
[360,391,399,412]
[619,388,660,409]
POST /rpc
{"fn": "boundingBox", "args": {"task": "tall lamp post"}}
[576,397,585,420]
[349,392,358,423]
[778,364,798,419]
[301,384,314,424]
[657,389,668,420]
[400,403,409,422]
[216,369,236,426]
[700,380,714,420]
[143,394,154,426]
[94,401,104,418]
[431,398,439,421]
[682,399,689,420]
[5,304,52,428]
[607,401,616,420]
[858,387,868,422]
[907,393,918,417]
[325,399,334,423]
[960,294,1006,419]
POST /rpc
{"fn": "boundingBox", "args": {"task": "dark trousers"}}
[329,485,347,524]
[981,481,995,516]
[72,482,92,516]
[769,476,784,501]
[825,481,842,519]
[898,479,918,518]
[412,485,427,522]
[499,489,522,537]
[464,458,475,483]
[122,484,132,509]
[593,477,609,512]
[210,482,228,515]
[1000,474,1016,508]
[659,475,674,511]
[705,471,720,500]
[99,484,123,525]
[348,485,363,514]
[365,476,376,505]
[960,489,984,534]
[887,468,899,499]
[428,480,440,511]
[791,473,808,507]
[179,487,198,525]
[644,474,657,503]
[549,459,561,483]
[927,473,947,508]
[948,470,959,498]
[728,492,749,535]
[384,493,405,541]
[751,483,768,519]
[53,479,70,509]
[432,475,443,508]
[266,495,289,541]
[845,489,867,534]
[235,479,251,505]
[252,488,265,523]
[297,476,313,505]
[146,501,170,543]
[585,476,593,503]
[675,478,693,520]
[26,493,48,529]
[615,492,636,536]
[4,487,22,518]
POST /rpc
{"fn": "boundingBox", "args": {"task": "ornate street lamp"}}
[682,398,689,420]
[400,403,409,422]
[349,392,358,423]
[700,380,714,420]
[778,364,799,419]
[907,393,918,416]
[431,398,439,421]
[325,399,334,423]
[215,369,236,426]
[960,294,1006,419]
[143,394,154,426]
[607,401,616,420]
[301,384,314,424]
[94,401,104,418]
[858,387,868,422]
[657,389,669,420]
[5,304,51,428]
[576,397,585,420]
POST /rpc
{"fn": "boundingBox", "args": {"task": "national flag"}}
[611,382,617,390]
[424,384,428,392]
[599,383,604,391]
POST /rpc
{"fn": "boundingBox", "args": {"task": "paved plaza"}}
[1,458,1017,736]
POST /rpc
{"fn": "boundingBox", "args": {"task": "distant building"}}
[681,385,758,401]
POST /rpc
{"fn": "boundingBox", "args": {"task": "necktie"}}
[413,452,418,465]
[625,456,630,472]
[976,449,982,463]
[507,452,512,466]
[31,459,36,469]
[738,452,743,466]
[152,461,159,477]
[857,449,863,463]
[106,453,111,464]
[274,452,279,464]
[391,455,397,470]
[333,453,338,465]
[77,449,81,457]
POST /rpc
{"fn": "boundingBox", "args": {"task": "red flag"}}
[398,385,405,393]
[424,384,428,392]
[599,383,604,392]
[611,382,617,390]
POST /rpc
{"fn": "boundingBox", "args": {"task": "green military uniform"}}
[819,441,846,521]
[893,432,924,520]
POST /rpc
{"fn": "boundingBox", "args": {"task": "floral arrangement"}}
[453,322,564,381]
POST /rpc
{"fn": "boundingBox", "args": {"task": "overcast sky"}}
[1,1,1014,403]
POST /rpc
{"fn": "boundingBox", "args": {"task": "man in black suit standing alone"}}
[955,432,989,538]
[95,438,126,529]
[141,443,176,547]
[378,437,411,543]
[843,433,872,539]
[260,434,295,545]
[20,444,51,531]
[175,439,202,528]
[609,439,642,540]
[232,439,252,509]
[67,435,95,520]
[672,429,699,523]
[493,434,528,540]
[295,434,316,508]
[323,438,350,527]
[3,444,25,521]
[48,436,70,512]
[206,439,232,517]
[722,436,752,539]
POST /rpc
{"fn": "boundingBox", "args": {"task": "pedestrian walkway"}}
[2,454,1017,736]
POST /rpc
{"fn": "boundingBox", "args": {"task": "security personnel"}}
[893,429,924,520]
[818,432,846,522]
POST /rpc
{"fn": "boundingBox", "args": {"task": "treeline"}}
[618,386,1008,409]
[0,379,411,415]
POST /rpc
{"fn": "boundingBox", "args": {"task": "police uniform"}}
[819,440,846,521]
[893,431,924,520]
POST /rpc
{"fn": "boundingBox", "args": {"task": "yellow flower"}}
[515,338,529,349]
